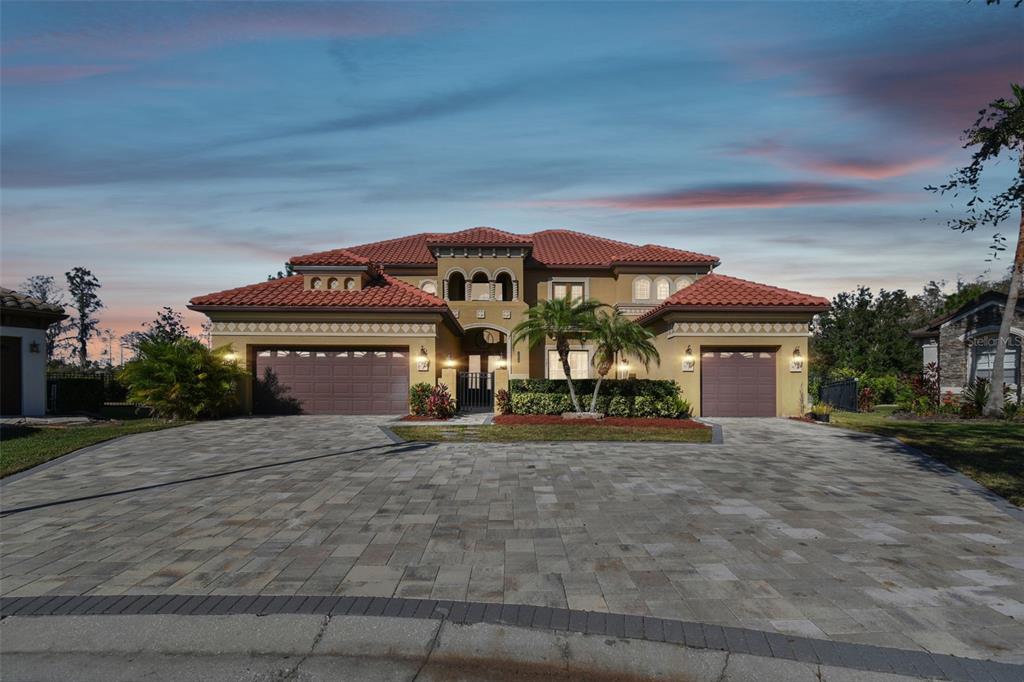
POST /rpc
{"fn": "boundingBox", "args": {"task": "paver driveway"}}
[2,416,1022,663]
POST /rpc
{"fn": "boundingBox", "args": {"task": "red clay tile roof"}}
[189,274,448,310]
[426,226,533,247]
[345,234,436,266]
[636,274,829,324]
[611,243,718,266]
[289,248,369,267]
[292,228,719,268]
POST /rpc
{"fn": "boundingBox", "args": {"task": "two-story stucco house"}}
[189,227,828,417]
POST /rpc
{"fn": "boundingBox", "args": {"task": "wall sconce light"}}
[223,351,238,362]
[28,341,41,353]
[444,354,455,368]
[495,358,508,370]
[681,345,695,372]
[416,345,430,372]
[789,347,804,372]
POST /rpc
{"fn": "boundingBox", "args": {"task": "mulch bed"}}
[493,414,708,429]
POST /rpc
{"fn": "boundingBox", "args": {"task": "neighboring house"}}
[1,287,67,417]
[189,227,828,417]
[911,290,1023,398]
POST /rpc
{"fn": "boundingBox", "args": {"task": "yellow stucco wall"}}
[204,310,455,413]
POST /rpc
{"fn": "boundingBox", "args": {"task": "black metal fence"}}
[457,372,494,412]
[819,377,858,412]
[46,370,132,415]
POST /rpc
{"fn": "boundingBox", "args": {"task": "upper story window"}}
[447,271,466,301]
[470,272,491,301]
[633,277,651,300]
[421,280,437,296]
[675,278,689,292]
[655,278,671,300]
[553,282,584,303]
[310,277,323,290]
[495,272,515,301]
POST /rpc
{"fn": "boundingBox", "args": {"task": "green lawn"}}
[391,424,713,443]
[830,406,1024,507]
[0,420,185,478]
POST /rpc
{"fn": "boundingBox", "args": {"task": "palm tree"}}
[511,296,605,412]
[928,83,1023,414]
[587,310,660,413]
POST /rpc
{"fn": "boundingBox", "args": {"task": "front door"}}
[1,336,23,416]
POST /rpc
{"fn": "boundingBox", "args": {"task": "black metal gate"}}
[819,377,858,412]
[457,372,494,412]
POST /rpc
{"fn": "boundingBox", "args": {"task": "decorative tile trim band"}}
[212,321,436,337]
[0,594,1015,681]
[668,321,809,337]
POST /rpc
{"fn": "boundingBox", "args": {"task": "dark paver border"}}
[1,594,1018,681]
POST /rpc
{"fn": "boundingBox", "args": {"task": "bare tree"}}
[65,267,104,368]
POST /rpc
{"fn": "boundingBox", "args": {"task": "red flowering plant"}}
[857,387,876,412]
[427,383,457,419]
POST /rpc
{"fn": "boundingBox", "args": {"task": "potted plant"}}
[810,402,833,423]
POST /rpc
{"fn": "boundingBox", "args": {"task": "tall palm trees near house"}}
[928,83,1023,415]
[587,310,661,413]
[510,296,605,412]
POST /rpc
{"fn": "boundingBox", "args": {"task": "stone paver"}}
[1,416,1022,663]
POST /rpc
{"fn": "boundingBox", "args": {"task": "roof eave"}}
[186,303,463,334]
[638,303,829,326]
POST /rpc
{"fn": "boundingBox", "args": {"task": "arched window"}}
[310,277,322,290]
[343,277,356,290]
[655,278,670,300]
[633,277,651,300]
[447,271,466,301]
[495,272,514,301]
[471,272,490,301]
[327,277,339,290]
[675,278,688,292]
[421,280,437,296]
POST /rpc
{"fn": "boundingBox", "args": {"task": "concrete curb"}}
[1,594,1018,681]
[0,615,956,682]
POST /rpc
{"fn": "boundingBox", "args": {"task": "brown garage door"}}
[701,350,776,417]
[254,349,408,415]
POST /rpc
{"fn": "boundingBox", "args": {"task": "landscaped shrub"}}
[426,383,457,419]
[495,389,512,415]
[118,339,248,420]
[607,396,633,417]
[510,392,574,415]
[860,375,905,404]
[960,379,990,418]
[510,378,679,400]
[857,387,876,412]
[409,383,433,416]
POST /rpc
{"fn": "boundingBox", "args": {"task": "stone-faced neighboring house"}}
[911,291,1023,398]
[189,227,829,417]
[1,287,67,416]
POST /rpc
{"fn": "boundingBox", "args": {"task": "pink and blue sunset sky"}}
[1,1,1021,355]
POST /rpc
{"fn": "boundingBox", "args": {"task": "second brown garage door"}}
[701,350,776,417]
[254,349,408,415]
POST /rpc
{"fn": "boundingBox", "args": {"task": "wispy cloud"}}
[1,63,128,84]
[2,4,422,61]
[530,182,884,211]
[730,140,944,180]
[0,138,363,188]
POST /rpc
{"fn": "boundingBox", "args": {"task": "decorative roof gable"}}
[636,274,829,324]
[189,274,448,310]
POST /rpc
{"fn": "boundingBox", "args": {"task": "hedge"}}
[510,392,691,418]
[509,378,680,400]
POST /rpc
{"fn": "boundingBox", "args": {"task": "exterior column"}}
[489,281,496,301]
[512,280,519,301]
[442,279,449,301]
[465,281,472,301]
[493,368,510,411]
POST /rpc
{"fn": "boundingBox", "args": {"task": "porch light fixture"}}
[682,345,695,372]
[495,358,508,369]
[416,345,430,372]
[789,347,804,372]
[223,351,238,362]
[28,341,41,353]
[444,354,455,368]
